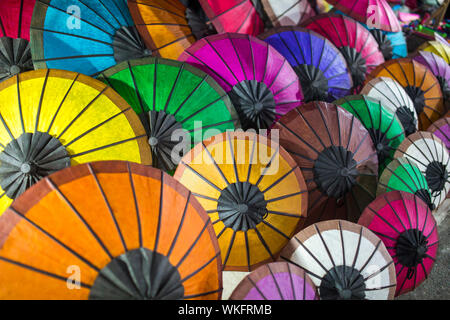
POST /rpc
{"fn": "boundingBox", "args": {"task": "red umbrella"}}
[302,14,385,90]
[359,191,439,296]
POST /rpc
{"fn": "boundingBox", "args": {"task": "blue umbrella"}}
[260,27,353,103]
[30,0,151,77]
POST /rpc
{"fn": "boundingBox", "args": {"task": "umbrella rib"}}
[296,106,326,148]
[17,0,24,40]
[33,54,115,64]
[277,121,320,155]
[272,78,297,97]
[268,264,285,300]
[175,219,210,268]
[126,162,142,247]
[363,259,394,282]
[245,135,258,183]
[183,288,222,300]
[358,240,383,276]
[98,0,124,27]
[255,147,280,186]
[277,32,302,67]
[261,166,298,193]
[254,227,275,261]
[201,141,230,186]
[381,63,404,87]
[0,14,5,35]
[163,63,184,113]
[293,236,329,273]
[78,0,117,30]
[367,206,401,235]
[260,220,291,240]
[153,34,194,52]
[351,226,364,270]
[364,283,397,291]
[265,190,307,203]
[180,251,220,283]
[127,61,146,115]
[244,231,251,271]
[384,193,408,231]
[267,59,287,90]
[275,0,303,20]
[180,95,226,124]
[236,6,253,33]
[209,0,247,20]
[180,161,222,191]
[246,276,267,300]
[16,75,25,133]
[400,193,414,229]
[205,37,240,84]
[153,171,165,252]
[314,224,336,268]
[287,263,297,300]
[226,132,240,183]
[130,1,186,19]
[280,255,324,282]
[34,69,50,132]
[172,75,208,117]
[0,111,15,141]
[222,230,236,267]
[186,119,235,134]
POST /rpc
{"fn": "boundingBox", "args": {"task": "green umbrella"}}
[98,57,240,172]
[377,157,433,210]
[334,95,405,173]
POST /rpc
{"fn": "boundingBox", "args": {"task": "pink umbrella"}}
[179,33,303,129]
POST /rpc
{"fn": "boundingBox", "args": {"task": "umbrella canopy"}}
[427,117,450,151]
[358,191,438,296]
[30,0,152,77]
[229,261,319,300]
[98,57,239,172]
[418,40,450,64]
[0,161,221,299]
[0,69,151,215]
[366,58,445,131]
[334,95,406,172]
[394,131,450,209]
[272,101,378,227]
[179,33,303,130]
[361,77,418,136]
[173,131,308,271]
[280,220,397,300]
[261,0,316,27]
[377,157,433,210]
[127,0,196,60]
[302,14,385,89]
[260,27,353,103]
[0,0,35,82]
[327,0,401,32]
[199,0,266,36]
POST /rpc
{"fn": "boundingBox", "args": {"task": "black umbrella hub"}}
[414,188,435,210]
[368,128,392,166]
[396,229,429,269]
[294,64,329,103]
[112,26,152,64]
[319,265,366,300]
[370,30,393,61]
[339,47,367,88]
[425,160,448,195]
[404,85,426,116]
[396,106,417,136]
[0,37,33,82]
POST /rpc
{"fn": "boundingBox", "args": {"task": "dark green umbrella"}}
[98,57,240,172]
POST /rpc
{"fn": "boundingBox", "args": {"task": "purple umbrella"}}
[427,117,450,151]
[260,27,353,103]
[229,262,319,300]
[179,33,303,130]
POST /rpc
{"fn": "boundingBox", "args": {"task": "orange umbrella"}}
[0,161,222,299]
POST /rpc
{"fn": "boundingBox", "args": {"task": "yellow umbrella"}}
[418,40,450,64]
[0,69,151,214]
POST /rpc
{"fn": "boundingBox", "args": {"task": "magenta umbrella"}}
[427,117,450,151]
[179,33,303,129]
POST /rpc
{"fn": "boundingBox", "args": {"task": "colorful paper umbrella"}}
[394,131,450,209]
[361,77,418,136]
[327,0,401,32]
[0,69,151,215]
[30,0,152,77]
[334,95,406,172]
[366,58,445,130]
[377,157,433,210]
[418,40,450,64]
[0,0,35,82]
[199,0,266,36]
[98,57,239,172]
[260,27,353,103]
[302,14,385,89]
[179,33,303,130]
[272,101,378,227]
[0,161,221,299]
[358,191,438,296]
[260,0,316,27]
[127,0,196,60]
[174,131,308,271]
[369,30,407,61]
[427,117,450,151]
[229,262,319,300]
[280,220,397,300]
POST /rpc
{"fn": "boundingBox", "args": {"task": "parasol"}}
[98,57,239,172]
[377,157,433,210]
[260,0,316,27]
[179,33,303,130]
[198,0,266,36]
[327,0,401,32]
[0,69,151,215]
[418,40,450,64]
[280,220,397,300]
[30,0,152,77]
[0,161,221,299]
[0,0,35,82]
[302,14,385,89]
[260,27,353,103]
[366,58,445,131]
[334,95,405,172]
[229,261,319,300]
[173,131,308,271]
[127,0,196,60]
[272,101,378,227]
[427,117,450,151]
[394,131,449,209]
[358,191,438,296]
[361,77,418,136]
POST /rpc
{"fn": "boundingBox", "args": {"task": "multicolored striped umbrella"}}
[280,220,397,300]
[0,0,35,82]
[179,33,303,130]
[229,262,319,300]
[359,191,438,296]
[174,131,308,271]
[366,58,445,130]
[335,95,405,172]
[260,27,353,103]
[427,117,450,151]
[30,0,151,77]
[98,57,239,172]
[272,101,378,227]
[361,77,418,136]
[377,157,433,210]
[261,0,315,27]
[394,131,449,209]
[0,161,222,299]
[302,14,385,89]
